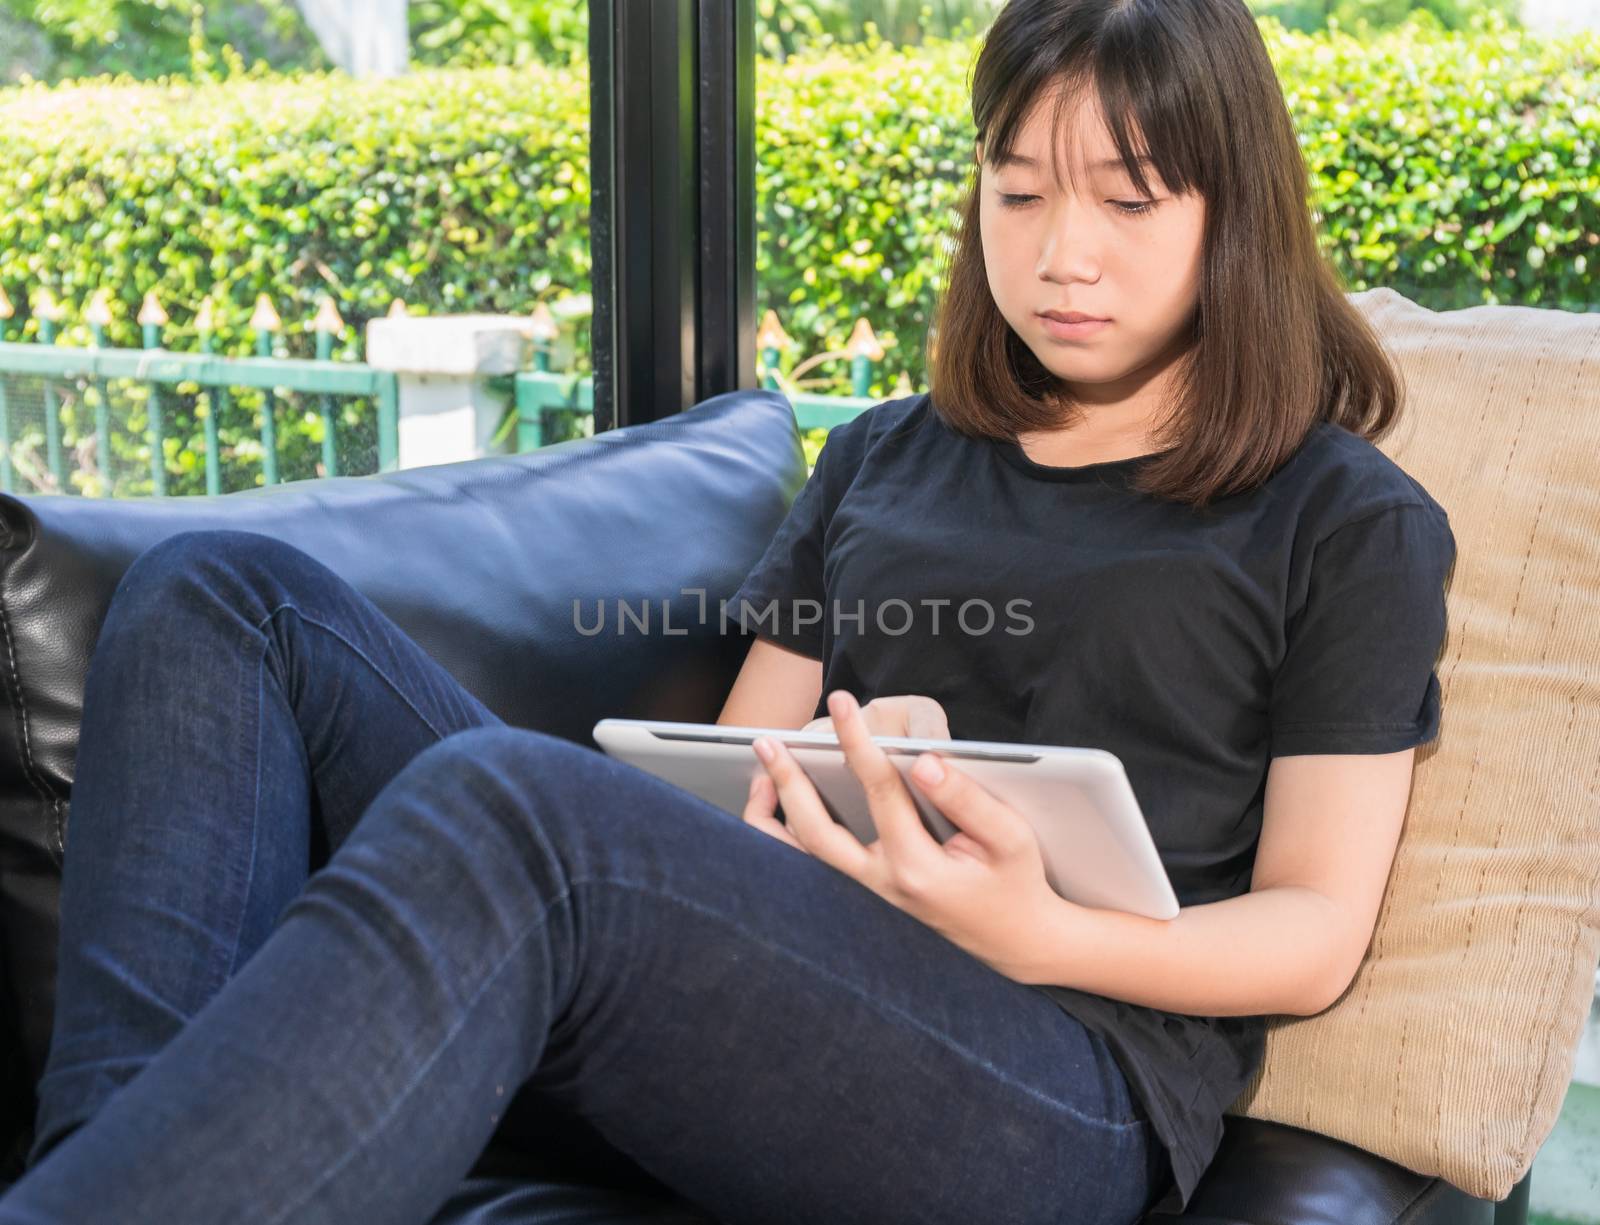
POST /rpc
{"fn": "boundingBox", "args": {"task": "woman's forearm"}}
[1022,885,1352,1018]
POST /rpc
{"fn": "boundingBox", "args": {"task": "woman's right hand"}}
[801,693,951,741]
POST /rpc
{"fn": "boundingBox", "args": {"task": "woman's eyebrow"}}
[993,151,1154,171]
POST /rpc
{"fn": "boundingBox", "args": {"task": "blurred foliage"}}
[0,12,1594,495]
[2,0,1531,88]
[0,64,591,354]
[2,0,1008,81]
[409,0,588,68]
[0,0,324,84]
[1265,10,1593,301]
[0,0,594,82]
[754,0,1518,58]
[0,62,591,495]
[754,0,1003,59]
[1248,0,1522,34]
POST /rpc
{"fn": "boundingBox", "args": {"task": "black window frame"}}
[588,0,756,433]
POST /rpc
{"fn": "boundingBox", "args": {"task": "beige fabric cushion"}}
[1228,287,1600,1199]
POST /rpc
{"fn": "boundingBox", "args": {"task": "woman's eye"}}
[999,194,1159,215]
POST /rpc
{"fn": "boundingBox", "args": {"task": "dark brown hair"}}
[927,0,1403,507]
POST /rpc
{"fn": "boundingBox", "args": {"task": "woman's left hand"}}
[741,689,1063,982]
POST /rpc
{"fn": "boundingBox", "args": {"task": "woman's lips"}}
[1038,314,1111,340]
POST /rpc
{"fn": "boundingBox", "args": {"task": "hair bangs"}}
[976,6,1206,204]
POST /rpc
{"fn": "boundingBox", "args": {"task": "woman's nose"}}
[1035,198,1103,284]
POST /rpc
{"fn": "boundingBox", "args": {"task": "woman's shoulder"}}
[815,392,934,471]
[832,392,931,445]
[1278,419,1450,531]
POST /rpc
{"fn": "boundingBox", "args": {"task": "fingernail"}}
[828,690,855,719]
[914,753,943,785]
[754,737,776,763]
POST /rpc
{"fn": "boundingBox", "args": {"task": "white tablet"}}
[592,718,1179,920]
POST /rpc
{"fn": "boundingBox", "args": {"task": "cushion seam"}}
[0,581,65,864]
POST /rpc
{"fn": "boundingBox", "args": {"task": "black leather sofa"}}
[0,388,1530,1222]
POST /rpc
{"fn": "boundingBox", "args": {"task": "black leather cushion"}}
[429,1168,710,1225]
[427,1124,715,1225]
[418,1113,1510,1225]
[0,388,806,1149]
[1161,1115,1497,1224]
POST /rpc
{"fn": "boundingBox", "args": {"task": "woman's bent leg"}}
[33,529,505,1162]
[5,726,1163,1225]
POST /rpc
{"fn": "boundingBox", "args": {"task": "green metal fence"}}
[0,286,399,499]
[515,308,911,448]
[0,287,899,498]
[4,274,1594,501]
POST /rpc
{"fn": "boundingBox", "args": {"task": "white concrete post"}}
[365,315,535,470]
[294,0,409,77]
[1521,0,1600,34]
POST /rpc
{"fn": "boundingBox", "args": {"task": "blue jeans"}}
[1,529,1166,1225]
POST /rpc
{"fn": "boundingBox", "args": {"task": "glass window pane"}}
[755,1,1004,454]
[753,0,1593,474]
[0,2,592,497]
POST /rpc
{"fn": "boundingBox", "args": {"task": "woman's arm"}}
[1024,748,1416,1017]
[716,637,824,730]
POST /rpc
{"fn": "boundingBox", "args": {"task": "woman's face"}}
[978,87,1206,406]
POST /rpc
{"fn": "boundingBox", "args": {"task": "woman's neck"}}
[1019,343,1187,465]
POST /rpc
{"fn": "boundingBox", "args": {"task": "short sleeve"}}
[726,424,862,660]
[1269,502,1456,757]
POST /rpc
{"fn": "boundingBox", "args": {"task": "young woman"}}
[1,0,1453,1222]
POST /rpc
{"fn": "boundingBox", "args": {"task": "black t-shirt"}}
[728,392,1455,1214]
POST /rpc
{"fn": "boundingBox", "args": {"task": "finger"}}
[741,771,806,852]
[753,735,871,875]
[907,700,951,741]
[827,690,942,871]
[907,752,1035,861]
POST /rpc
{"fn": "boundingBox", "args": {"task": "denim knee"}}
[392,725,630,861]
[124,528,315,592]
[406,725,592,814]
[113,529,331,627]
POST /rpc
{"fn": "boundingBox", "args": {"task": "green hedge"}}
[1270,15,1596,306]
[0,64,591,494]
[0,64,591,362]
[0,13,1594,491]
